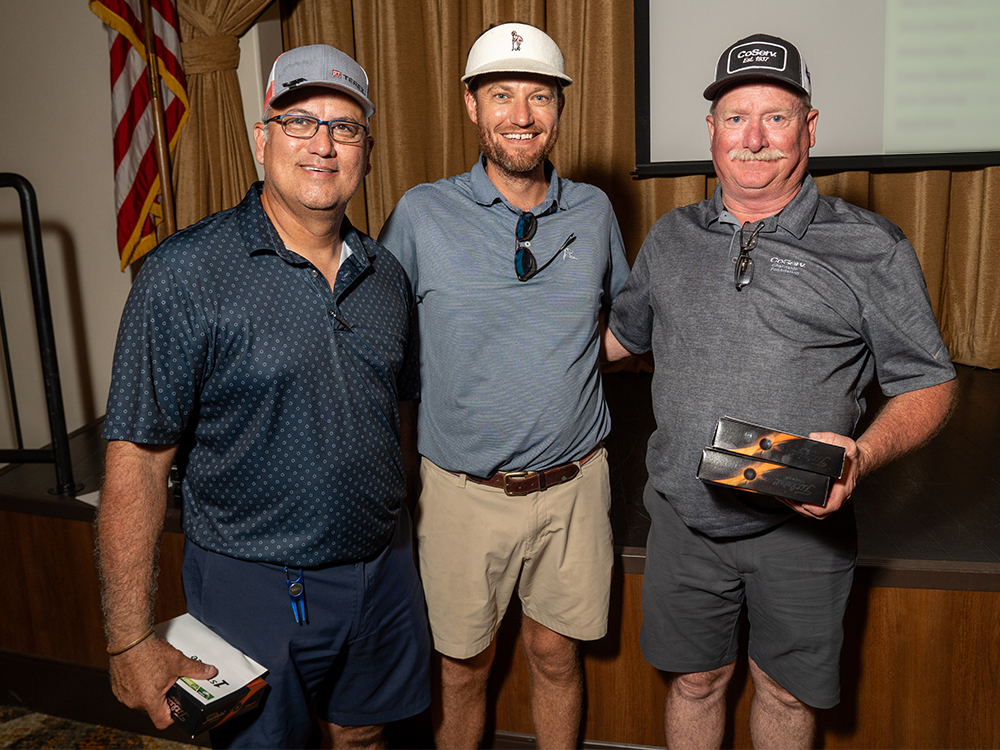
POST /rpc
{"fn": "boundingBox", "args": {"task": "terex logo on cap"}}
[728,42,787,73]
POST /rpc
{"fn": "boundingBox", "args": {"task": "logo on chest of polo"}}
[769,256,806,276]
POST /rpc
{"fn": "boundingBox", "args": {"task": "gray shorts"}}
[640,483,856,709]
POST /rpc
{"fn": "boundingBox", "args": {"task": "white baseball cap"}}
[462,23,572,87]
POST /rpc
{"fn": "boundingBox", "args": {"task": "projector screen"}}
[634,0,1000,176]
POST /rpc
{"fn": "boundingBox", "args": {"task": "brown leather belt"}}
[464,444,602,497]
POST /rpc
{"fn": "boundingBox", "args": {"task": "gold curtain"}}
[279,0,999,369]
[172,0,274,232]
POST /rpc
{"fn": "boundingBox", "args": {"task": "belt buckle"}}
[502,471,529,496]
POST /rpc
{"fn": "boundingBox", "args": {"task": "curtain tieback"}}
[181,34,240,74]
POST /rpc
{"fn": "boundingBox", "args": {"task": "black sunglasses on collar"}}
[515,212,576,282]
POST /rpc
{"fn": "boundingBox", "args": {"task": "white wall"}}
[0,1,130,454]
[0,1,280,459]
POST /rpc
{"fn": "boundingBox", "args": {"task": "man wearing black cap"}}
[96,45,429,749]
[604,34,956,747]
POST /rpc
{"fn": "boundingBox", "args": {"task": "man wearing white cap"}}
[97,45,429,748]
[605,33,956,748]
[380,21,629,750]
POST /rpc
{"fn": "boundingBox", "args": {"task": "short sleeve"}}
[608,234,655,355]
[604,206,631,307]
[862,238,955,396]
[102,258,209,444]
[378,196,419,296]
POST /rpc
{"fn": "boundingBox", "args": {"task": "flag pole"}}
[139,0,177,238]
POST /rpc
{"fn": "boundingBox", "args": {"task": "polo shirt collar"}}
[239,182,375,270]
[469,154,564,215]
[708,174,820,239]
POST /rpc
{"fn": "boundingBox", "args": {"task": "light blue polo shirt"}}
[379,156,629,477]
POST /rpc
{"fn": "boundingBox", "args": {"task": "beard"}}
[477,118,559,176]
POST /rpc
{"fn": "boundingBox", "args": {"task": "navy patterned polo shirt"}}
[103,183,418,566]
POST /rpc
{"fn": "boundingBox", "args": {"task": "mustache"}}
[728,148,786,162]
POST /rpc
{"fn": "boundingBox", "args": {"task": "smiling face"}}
[253,86,372,223]
[707,82,818,217]
[465,74,563,181]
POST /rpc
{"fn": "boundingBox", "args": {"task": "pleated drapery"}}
[196,0,996,369]
[171,0,273,232]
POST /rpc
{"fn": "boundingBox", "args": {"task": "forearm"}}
[600,312,635,363]
[96,441,176,650]
[855,378,958,477]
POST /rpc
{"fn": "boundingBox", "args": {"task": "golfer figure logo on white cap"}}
[462,22,573,87]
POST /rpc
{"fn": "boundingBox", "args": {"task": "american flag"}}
[89,0,188,270]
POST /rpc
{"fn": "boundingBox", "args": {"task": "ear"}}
[464,88,479,125]
[806,108,819,148]
[365,136,374,176]
[706,114,716,149]
[253,122,267,166]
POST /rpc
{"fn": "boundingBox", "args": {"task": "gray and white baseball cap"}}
[264,44,375,118]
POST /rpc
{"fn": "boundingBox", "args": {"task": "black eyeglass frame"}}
[514,212,576,282]
[734,221,764,291]
[263,114,370,144]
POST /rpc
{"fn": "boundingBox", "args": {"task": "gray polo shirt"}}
[380,156,629,476]
[609,175,955,537]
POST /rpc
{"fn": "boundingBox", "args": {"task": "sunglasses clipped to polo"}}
[734,220,764,291]
[515,212,576,282]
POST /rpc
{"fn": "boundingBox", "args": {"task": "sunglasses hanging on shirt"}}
[515,212,576,282]
[734,220,764,291]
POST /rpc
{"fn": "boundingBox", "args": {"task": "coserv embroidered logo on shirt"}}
[769,256,806,276]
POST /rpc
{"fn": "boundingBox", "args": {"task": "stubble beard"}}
[478,119,559,177]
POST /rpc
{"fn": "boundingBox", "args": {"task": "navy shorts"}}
[640,484,856,709]
[181,506,430,748]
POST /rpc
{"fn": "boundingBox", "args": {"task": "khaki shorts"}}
[416,449,613,659]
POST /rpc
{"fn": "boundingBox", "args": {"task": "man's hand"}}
[109,636,218,730]
[777,431,861,520]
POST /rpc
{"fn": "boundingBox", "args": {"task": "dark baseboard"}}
[0,649,209,746]
[491,730,663,750]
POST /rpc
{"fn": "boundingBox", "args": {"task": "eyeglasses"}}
[515,212,576,282]
[264,114,369,144]
[734,221,764,291]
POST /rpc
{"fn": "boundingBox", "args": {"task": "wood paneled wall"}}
[3,509,999,749]
[0,510,186,670]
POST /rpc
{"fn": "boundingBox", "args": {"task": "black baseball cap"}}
[703,33,810,101]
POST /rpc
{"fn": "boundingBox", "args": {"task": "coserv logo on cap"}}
[727,42,787,73]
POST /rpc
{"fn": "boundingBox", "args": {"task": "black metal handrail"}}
[0,173,77,496]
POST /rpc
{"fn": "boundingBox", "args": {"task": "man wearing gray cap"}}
[97,44,429,748]
[379,21,628,750]
[604,34,956,748]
